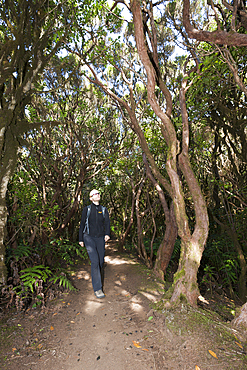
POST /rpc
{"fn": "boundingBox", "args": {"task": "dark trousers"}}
[83,234,105,292]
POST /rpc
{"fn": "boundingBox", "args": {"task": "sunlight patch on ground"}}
[130,295,143,312]
[130,302,143,312]
[73,270,90,280]
[105,255,137,265]
[131,295,142,303]
[140,288,162,296]
[84,300,104,315]
[139,291,159,302]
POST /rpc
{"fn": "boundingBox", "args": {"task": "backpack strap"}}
[83,205,91,234]
[83,204,105,234]
[102,206,106,219]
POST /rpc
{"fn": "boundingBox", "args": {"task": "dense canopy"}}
[0,0,246,325]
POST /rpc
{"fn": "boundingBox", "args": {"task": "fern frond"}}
[49,274,76,291]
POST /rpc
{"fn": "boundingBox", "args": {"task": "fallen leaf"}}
[53,313,58,316]
[195,366,201,370]
[132,341,142,348]
[235,341,243,349]
[50,326,54,331]
[208,350,218,359]
[68,303,70,305]
[37,344,43,349]
[76,312,80,316]
[12,348,17,352]
[142,348,149,351]
[71,321,75,323]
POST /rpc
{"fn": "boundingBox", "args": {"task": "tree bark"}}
[170,76,209,305]
[118,184,135,253]
[0,115,19,283]
[154,203,178,280]
[183,0,247,46]
[143,153,178,279]
[232,302,247,328]
[131,0,209,306]
[135,177,151,266]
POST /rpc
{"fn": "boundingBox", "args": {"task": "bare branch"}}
[183,0,247,46]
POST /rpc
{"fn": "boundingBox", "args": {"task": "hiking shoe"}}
[94,289,105,298]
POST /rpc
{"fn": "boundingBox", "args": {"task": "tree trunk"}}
[154,203,178,280]
[118,185,135,253]
[135,177,150,266]
[29,226,38,246]
[143,152,178,279]
[170,238,203,304]
[170,80,209,306]
[131,0,209,306]
[147,190,156,268]
[0,122,19,284]
[232,302,247,328]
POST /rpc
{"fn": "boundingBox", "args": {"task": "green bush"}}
[199,235,241,296]
[2,238,88,311]
[50,238,88,265]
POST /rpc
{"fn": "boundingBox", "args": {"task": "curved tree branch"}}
[183,0,247,46]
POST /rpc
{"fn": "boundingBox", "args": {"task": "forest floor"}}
[0,241,247,370]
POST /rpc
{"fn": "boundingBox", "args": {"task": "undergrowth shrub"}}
[49,238,88,265]
[1,239,88,311]
[199,234,242,298]
[143,237,162,257]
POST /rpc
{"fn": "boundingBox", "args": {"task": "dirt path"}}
[1,242,247,370]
